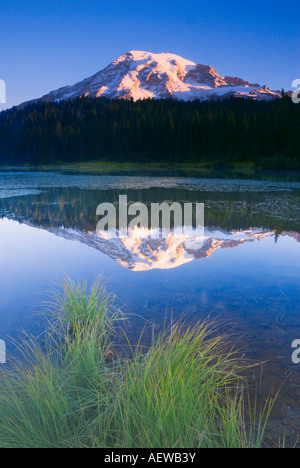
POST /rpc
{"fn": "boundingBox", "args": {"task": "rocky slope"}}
[21,50,281,107]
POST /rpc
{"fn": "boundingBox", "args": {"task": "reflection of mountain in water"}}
[1,173,299,270]
[38,224,279,271]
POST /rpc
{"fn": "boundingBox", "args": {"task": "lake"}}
[0,169,300,433]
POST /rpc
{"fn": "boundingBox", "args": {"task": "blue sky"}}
[0,0,299,110]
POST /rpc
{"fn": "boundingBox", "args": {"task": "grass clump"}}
[0,279,272,448]
[113,323,272,448]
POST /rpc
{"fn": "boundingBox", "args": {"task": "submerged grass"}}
[0,279,274,448]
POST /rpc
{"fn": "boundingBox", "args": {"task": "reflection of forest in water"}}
[1,185,299,235]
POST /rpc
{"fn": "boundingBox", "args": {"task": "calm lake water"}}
[0,169,300,429]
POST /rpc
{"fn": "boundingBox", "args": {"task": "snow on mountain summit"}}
[21,51,281,107]
[124,50,196,67]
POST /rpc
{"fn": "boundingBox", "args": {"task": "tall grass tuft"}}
[112,322,272,448]
[0,279,121,448]
[0,279,273,448]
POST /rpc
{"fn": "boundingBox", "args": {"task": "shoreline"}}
[1,162,300,182]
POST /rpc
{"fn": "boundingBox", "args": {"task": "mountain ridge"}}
[20,50,281,108]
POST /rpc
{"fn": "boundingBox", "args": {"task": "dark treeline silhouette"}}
[0,96,299,168]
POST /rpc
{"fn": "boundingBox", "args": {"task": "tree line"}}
[0,96,299,169]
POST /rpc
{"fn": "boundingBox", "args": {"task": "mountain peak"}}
[122,50,196,64]
[20,50,281,107]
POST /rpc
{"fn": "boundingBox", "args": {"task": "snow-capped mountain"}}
[22,50,281,106]
[45,226,276,271]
